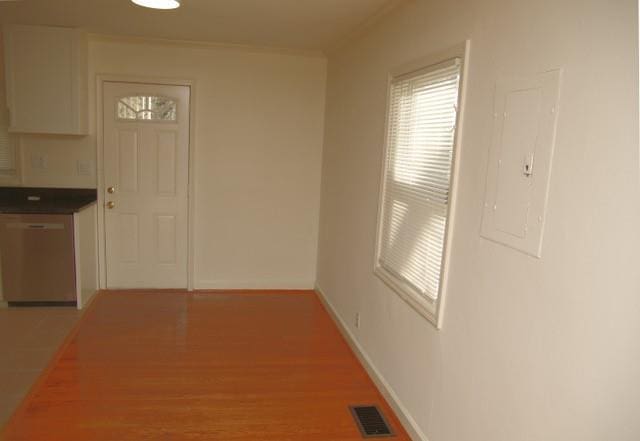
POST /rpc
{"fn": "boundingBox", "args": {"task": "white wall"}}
[1,36,327,290]
[90,39,326,289]
[317,0,640,440]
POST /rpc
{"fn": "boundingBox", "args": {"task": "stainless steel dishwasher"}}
[0,213,76,304]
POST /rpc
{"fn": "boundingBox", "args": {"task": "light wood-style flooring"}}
[1,290,410,440]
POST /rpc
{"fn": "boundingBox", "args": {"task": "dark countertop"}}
[0,187,98,214]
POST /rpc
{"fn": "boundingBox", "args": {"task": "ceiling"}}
[0,0,397,52]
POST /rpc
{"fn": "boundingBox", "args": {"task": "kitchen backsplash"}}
[15,135,97,189]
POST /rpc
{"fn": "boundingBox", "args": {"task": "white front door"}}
[103,82,190,288]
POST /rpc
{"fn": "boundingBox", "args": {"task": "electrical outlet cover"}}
[77,159,94,176]
[30,154,47,170]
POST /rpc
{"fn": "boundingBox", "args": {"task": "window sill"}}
[374,265,441,329]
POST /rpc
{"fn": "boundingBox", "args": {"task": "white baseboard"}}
[315,284,429,441]
[195,279,315,290]
[78,289,99,310]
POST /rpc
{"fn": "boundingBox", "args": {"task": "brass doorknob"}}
[107,186,116,194]
[106,201,115,209]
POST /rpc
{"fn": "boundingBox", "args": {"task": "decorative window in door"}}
[117,95,177,121]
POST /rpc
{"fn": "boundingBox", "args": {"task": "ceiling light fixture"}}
[131,0,180,10]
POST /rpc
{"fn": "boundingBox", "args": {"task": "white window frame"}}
[374,42,469,328]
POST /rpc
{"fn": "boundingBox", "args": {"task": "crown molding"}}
[88,33,327,59]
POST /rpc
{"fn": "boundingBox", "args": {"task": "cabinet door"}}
[3,25,87,135]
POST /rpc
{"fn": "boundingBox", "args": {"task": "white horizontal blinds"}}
[0,106,14,172]
[378,59,461,302]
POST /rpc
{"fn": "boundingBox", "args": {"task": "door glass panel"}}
[117,96,177,121]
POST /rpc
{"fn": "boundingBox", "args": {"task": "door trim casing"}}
[96,75,197,291]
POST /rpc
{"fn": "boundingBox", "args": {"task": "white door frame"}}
[96,74,197,291]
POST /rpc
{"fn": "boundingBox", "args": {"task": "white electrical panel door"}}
[481,70,561,257]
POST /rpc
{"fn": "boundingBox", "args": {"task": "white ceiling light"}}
[131,0,180,10]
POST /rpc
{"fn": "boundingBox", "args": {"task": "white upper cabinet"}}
[3,25,88,135]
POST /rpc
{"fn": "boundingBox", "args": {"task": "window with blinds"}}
[0,106,15,173]
[375,58,462,325]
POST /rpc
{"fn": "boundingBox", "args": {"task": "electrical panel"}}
[481,70,562,257]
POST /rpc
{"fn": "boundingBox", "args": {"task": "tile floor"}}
[0,306,82,427]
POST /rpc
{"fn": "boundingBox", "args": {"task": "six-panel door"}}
[103,82,190,288]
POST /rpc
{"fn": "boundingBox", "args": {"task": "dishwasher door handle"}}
[6,223,65,230]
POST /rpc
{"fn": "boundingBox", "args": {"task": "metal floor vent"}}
[349,405,395,438]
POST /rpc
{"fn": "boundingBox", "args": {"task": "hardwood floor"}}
[1,290,410,440]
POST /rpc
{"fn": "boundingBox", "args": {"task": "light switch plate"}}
[30,154,48,170]
[77,159,94,176]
